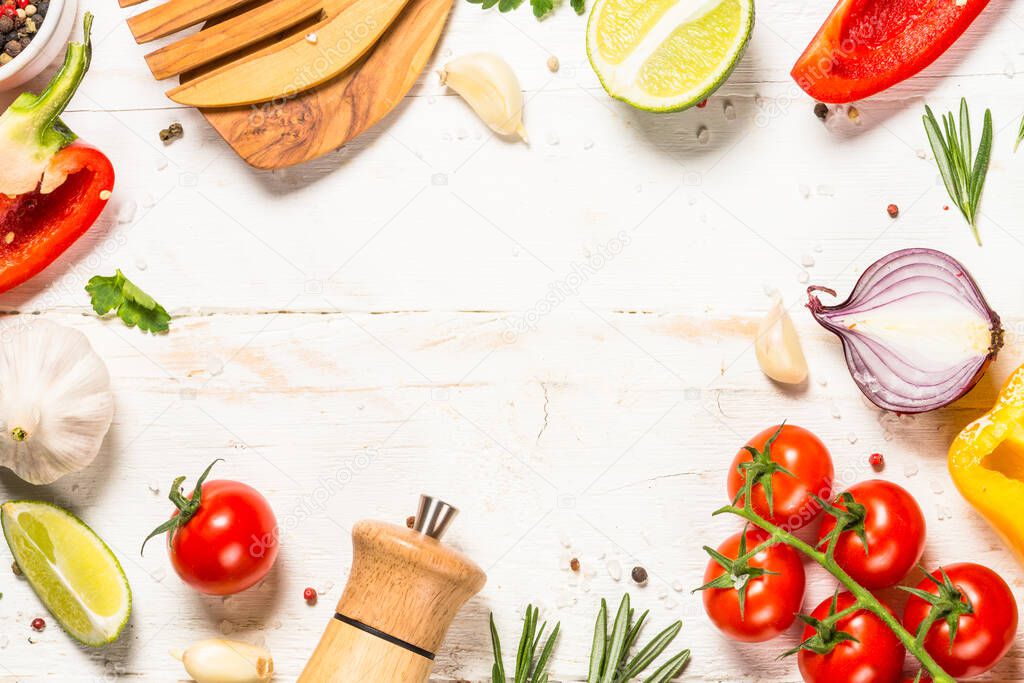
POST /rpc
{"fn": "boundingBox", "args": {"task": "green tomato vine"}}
[702,443,966,683]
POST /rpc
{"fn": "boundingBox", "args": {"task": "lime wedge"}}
[2,501,131,646]
[587,0,754,112]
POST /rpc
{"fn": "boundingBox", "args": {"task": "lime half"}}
[587,0,754,112]
[2,501,131,646]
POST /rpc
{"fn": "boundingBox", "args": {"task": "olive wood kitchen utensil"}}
[187,0,453,169]
[125,0,410,106]
[297,495,485,683]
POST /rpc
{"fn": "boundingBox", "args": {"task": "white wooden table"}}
[2,0,1024,680]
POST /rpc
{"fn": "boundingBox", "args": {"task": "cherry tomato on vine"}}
[727,424,834,530]
[796,592,905,683]
[700,528,806,642]
[816,480,926,589]
[902,563,1017,679]
[142,460,279,595]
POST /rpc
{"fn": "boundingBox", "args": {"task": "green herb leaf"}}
[588,599,607,683]
[586,594,688,683]
[922,98,992,246]
[644,649,690,683]
[490,613,506,683]
[600,595,631,683]
[490,605,560,683]
[467,0,578,18]
[1015,114,1024,152]
[530,0,554,16]
[86,269,170,333]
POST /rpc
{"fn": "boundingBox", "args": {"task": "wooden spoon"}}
[187,0,453,169]
[167,0,412,107]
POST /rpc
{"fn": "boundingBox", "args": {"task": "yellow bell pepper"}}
[949,363,1024,562]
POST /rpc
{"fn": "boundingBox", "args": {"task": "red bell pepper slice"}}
[791,0,990,103]
[0,13,114,295]
[0,143,114,294]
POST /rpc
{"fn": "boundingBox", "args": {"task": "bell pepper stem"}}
[4,13,92,151]
[719,504,957,683]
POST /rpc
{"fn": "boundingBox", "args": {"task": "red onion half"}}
[807,248,1002,414]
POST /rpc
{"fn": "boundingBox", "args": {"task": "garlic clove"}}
[174,639,273,683]
[755,297,808,385]
[439,53,527,142]
[0,319,114,484]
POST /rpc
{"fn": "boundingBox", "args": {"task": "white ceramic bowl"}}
[0,0,78,92]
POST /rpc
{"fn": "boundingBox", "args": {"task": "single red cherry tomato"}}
[727,424,834,530]
[817,480,925,589]
[701,529,806,642]
[143,461,279,595]
[798,592,905,683]
[902,563,1017,678]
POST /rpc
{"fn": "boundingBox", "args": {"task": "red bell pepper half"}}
[791,0,990,103]
[0,13,114,295]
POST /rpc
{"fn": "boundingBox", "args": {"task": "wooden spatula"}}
[126,0,411,107]
[190,0,453,169]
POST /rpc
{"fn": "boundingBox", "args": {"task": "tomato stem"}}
[718,504,957,683]
[140,459,224,555]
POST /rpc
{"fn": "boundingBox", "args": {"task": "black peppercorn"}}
[631,565,648,584]
[813,102,828,121]
[159,122,184,144]
[4,39,21,57]
[0,16,13,33]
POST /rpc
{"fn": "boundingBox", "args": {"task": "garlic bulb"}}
[755,297,808,385]
[172,639,274,683]
[0,319,114,484]
[439,53,528,142]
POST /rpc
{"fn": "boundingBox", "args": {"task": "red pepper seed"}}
[886,203,899,218]
[15,0,28,8]
[869,452,885,470]
[30,617,45,631]
[303,587,317,604]
[696,99,708,108]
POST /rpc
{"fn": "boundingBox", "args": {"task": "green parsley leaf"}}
[531,0,554,16]
[86,269,171,334]
[466,0,579,18]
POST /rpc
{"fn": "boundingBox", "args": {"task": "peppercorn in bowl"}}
[0,0,76,91]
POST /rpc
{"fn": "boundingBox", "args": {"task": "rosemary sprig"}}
[1015,114,1024,153]
[587,594,690,683]
[922,98,992,246]
[490,605,560,683]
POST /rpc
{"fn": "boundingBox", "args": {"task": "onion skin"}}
[807,248,1002,414]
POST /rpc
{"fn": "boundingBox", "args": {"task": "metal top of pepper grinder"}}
[413,494,459,540]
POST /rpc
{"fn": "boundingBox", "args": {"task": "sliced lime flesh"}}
[588,0,754,112]
[2,501,132,646]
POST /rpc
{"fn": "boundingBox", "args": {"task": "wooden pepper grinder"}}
[297,495,486,682]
